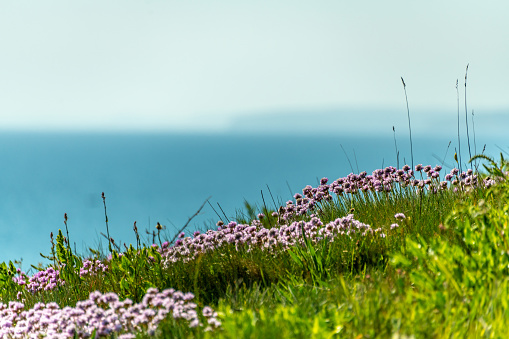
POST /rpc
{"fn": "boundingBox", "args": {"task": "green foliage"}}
[0,261,21,300]
[470,152,509,180]
[235,200,278,229]
[217,302,345,339]
[106,244,163,302]
[55,229,83,294]
[6,149,509,338]
[285,226,331,286]
[391,179,509,337]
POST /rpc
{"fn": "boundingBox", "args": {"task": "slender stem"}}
[260,189,272,227]
[456,79,462,173]
[464,64,472,161]
[401,77,414,170]
[393,126,399,169]
[340,144,354,173]
[266,184,279,211]
[63,213,72,256]
[352,149,360,173]
[217,202,230,223]
[286,181,294,197]
[207,200,223,222]
[133,221,140,250]
[471,109,478,171]
[102,192,112,253]
[441,141,451,168]
[169,197,211,245]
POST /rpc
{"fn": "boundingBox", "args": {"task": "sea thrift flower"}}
[155,164,488,268]
[14,267,65,294]
[0,288,221,337]
[80,259,109,277]
[161,213,375,266]
[394,213,406,220]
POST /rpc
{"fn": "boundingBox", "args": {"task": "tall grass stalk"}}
[456,79,462,173]
[169,197,210,245]
[260,190,273,228]
[464,64,472,161]
[442,140,452,167]
[63,213,72,257]
[101,192,113,253]
[266,184,279,211]
[401,77,414,169]
[393,126,400,169]
[472,109,478,171]
[217,202,230,223]
[207,200,223,222]
[340,144,354,173]
[352,148,360,173]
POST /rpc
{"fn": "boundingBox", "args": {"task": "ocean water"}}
[0,131,505,269]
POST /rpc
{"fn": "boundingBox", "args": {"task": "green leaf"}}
[120,277,130,292]
[56,229,67,264]
[287,249,304,268]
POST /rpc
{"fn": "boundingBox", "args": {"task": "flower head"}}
[394,213,406,220]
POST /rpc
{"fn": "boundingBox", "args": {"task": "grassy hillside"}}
[1,153,508,338]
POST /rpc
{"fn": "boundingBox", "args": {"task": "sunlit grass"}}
[0,151,508,337]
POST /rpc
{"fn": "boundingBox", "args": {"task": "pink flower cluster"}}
[80,259,108,277]
[160,213,380,266]
[278,165,482,221]
[0,287,220,338]
[13,267,65,294]
[13,259,109,296]
[159,164,486,267]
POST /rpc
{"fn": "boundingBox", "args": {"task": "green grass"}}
[1,153,509,338]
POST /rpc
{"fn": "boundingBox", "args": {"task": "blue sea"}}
[0,131,505,269]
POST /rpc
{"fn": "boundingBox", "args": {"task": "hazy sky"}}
[0,1,507,133]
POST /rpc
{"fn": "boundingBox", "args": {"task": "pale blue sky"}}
[0,1,507,133]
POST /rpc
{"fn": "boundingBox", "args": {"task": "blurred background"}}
[0,0,507,268]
